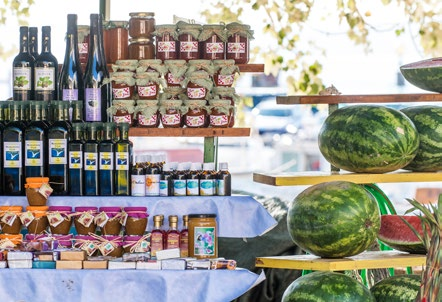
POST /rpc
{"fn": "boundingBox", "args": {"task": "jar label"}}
[180,41,199,53]
[47,212,64,228]
[13,67,32,90]
[78,212,94,228]
[217,74,235,86]
[99,241,115,256]
[161,114,181,126]
[94,212,109,228]
[158,41,176,52]
[84,152,98,171]
[193,226,216,256]
[210,114,229,127]
[167,73,184,85]
[78,43,88,54]
[112,87,131,99]
[116,152,129,170]
[186,179,199,196]
[62,89,79,101]
[34,67,55,91]
[49,139,67,165]
[200,179,215,196]
[138,114,157,126]
[39,183,53,199]
[80,240,98,256]
[99,152,114,170]
[138,85,157,97]
[113,114,132,124]
[85,88,102,122]
[25,140,43,166]
[173,179,187,196]
[4,142,22,168]
[69,151,83,169]
[145,174,160,196]
[206,42,224,54]
[186,115,205,127]
[131,175,146,196]
[19,211,35,227]
[133,240,149,253]
[1,212,17,226]
[187,87,206,99]
[227,42,246,54]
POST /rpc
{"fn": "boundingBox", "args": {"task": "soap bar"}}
[83,260,108,269]
[108,260,136,270]
[32,261,56,269]
[136,260,161,270]
[8,260,33,269]
[60,250,86,261]
[161,259,186,270]
[7,251,33,260]
[155,248,180,260]
[56,260,83,270]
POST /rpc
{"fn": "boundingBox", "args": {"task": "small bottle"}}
[166,215,180,249]
[186,162,201,196]
[98,122,116,196]
[200,162,215,196]
[173,162,188,196]
[68,123,85,195]
[180,215,189,257]
[145,156,161,196]
[151,215,164,258]
[131,156,146,197]
[83,122,100,196]
[34,26,58,101]
[115,122,133,195]
[159,162,174,197]
[13,26,35,101]
[216,162,231,196]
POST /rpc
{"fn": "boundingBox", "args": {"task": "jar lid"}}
[202,24,226,30]
[177,21,202,30]
[26,206,49,211]
[124,207,147,212]
[129,12,155,18]
[75,206,98,212]
[99,207,121,213]
[129,37,153,44]
[123,235,143,241]
[105,20,129,29]
[48,206,72,212]
[226,22,251,31]
[188,214,217,218]
[74,235,96,240]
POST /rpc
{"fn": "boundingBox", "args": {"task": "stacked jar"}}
[177,21,202,61]
[153,24,179,60]
[103,20,129,64]
[225,22,254,64]
[128,12,156,60]
[199,24,228,60]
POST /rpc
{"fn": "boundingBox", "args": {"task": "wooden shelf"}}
[129,127,250,137]
[276,93,442,105]
[253,170,442,186]
[255,251,426,271]
[238,64,264,73]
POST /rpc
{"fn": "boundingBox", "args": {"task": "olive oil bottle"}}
[115,122,133,195]
[68,123,84,195]
[99,122,116,196]
[83,122,100,196]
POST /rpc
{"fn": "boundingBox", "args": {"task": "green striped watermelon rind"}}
[401,105,442,172]
[287,181,381,258]
[282,271,375,302]
[370,274,421,302]
[318,104,420,173]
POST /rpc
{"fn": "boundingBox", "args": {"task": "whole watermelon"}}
[370,274,421,302]
[287,181,381,258]
[318,105,419,173]
[282,271,375,302]
[401,105,442,172]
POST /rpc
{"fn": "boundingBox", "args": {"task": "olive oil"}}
[115,122,133,195]
[68,123,84,195]
[99,122,116,196]
[84,122,100,195]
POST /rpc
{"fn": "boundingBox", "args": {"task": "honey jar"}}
[188,214,217,259]
[153,24,179,61]
[47,206,73,235]
[74,206,98,235]
[226,22,254,64]
[128,12,155,39]
[107,99,136,126]
[183,99,209,128]
[159,99,185,128]
[135,72,163,100]
[209,99,234,128]
[164,60,188,87]
[199,24,227,60]
[110,72,136,100]
[184,70,213,100]
[24,206,49,234]
[123,206,148,236]
[135,99,160,128]
[177,21,202,61]
[0,206,23,234]
[212,59,239,87]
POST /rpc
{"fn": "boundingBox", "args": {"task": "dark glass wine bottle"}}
[83,14,111,122]
[59,14,84,102]
[12,26,35,101]
[29,27,39,59]
[115,122,132,195]
[3,102,26,195]
[24,101,49,179]
[70,100,84,123]
[99,122,115,196]
[0,102,5,195]
[34,26,58,101]
[84,122,100,195]
[47,101,70,195]
[68,123,85,195]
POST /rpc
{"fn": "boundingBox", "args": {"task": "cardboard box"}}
[60,250,86,261]
[161,259,186,270]
[32,261,56,269]
[156,248,180,260]
[108,260,136,270]
[33,251,58,262]
[56,260,83,270]
[7,251,33,260]
[83,260,108,270]
[8,260,32,269]
[136,261,161,270]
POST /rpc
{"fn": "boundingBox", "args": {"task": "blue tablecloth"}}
[0,195,277,238]
[0,268,265,302]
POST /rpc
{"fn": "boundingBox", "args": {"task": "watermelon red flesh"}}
[377,215,427,254]
[287,181,381,258]
[401,105,442,172]
[318,104,419,173]
[282,271,375,302]
[370,274,421,302]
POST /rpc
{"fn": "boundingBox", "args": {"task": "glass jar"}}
[153,24,179,61]
[213,59,239,87]
[24,206,49,235]
[53,234,73,249]
[159,99,184,128]
[112,59,138,72]
[107,99,136,125]
[100,235,124,257]
[123,235,150,253]
[123,207,148,236]
[97,207,122,235]
[0,206,23,234]
[77,25,90,66]
[74,206,98,235]
[47,206,73,235]
[226,22,253,64]
[183,99,209,128]
[135,100,160,128]
[128,12,155,38]
[164,60,188,87]
[128,37,155,60]
[74,235,99,256]
[188,214,217,259]
[184,70,213,100]
[186,59,215,76]
[199,24,227,60]
[24,177,51,206]
[209,99,234,128]
[137,59,167,74]
[110,71,136,100]
[103,20,129,64]
[135,72,163,100]
[177,21,202,61]
[211,86,240,106]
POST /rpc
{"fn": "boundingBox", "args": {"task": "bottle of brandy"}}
[34,26,58,101]
[166,215,180,249]
[151,215,165,258]
[12,26,35,101]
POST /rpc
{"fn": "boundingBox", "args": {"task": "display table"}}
[1,195,277,238]
[0,268,265,302]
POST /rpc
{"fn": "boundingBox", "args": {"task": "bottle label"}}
[137,85,157,97]
[35,67,55,91]
[25,140,43,166]
[13,67,32,90]
[112,87,131,99]
[69,151,83,169]
[210,114,229,126]
[115,152,129,170]
[158,41,176,52]
[62,89,79,101]
[227,42,246,54]
[84,152,98,171]
[151,232,164,257]
[113,114,132,124]
[216,74,235,86]
[166,233,180,249]
[138,114,157,126]
[49,139,67,164]
[85,88,102,122]
[180,231,189,257]
[193,226,216,256]
[187,87,206,99]
[99,152,114,170]
[217,179,225,196]
[173,179,186,196]
[200,179,215,196]
[145,174,160,196]
[180,41,199,53]
[131,175,146,196]
[161,114,181,126]
[167,73,184,85]
[206,42,224,54]
[186,179,199,196]
[186,115,205,127]
[4,142,22,168]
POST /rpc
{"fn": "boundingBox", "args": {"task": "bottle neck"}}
[52,106,68,122]
[29,106,43,122]
[65,20,80,61]
[87,14,106,67]
[9,107,21,122]
[20,29,29,54]
[71,103,83,122]
[41,29,51,54]
[120,128,130,141]
[29,30,38,56]
[102,128,114,141]
[153,220,162,230]
[72,128,83,141]
[87,128,98,141]
[169,222,178,230]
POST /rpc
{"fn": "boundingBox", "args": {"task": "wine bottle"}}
[59,14,84,102]
[34,26,58,101]
[84,122,100,196]
[70,100,84,123]
[166,215,180,249]
[115,122,132,195]
[98,122,116,196]
[0,103,5,195]
[12,26,35,101]
[151,215,165,258]
[83,14,111,122]
[29,27,39,59]
[68,123,85,195]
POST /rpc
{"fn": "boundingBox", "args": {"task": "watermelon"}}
[371,274,420,302]
[287,181,381,258]
[318,104,419,173]
[400,58,442,93]
[378,215,427,254]
[401,105,442,172]
[282,271,375,302]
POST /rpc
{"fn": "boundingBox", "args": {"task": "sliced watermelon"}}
[377,215,427,254]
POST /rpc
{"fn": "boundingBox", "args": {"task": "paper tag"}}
[0,239,16,249]
[94,212,109,228]
[47,212,64,227]
[99,241,115,256]
[38,183,53,199]
[134,240,150,253]
[1,212,17,226]
[19,211,35,227]
[81,241,98,256]
[78,212,94,228]
[120,211,128,226]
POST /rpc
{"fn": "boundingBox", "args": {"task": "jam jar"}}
[123,235,150,253]
[177,21,202,61]
[184,70,213,100]
[100,235,124,257]
[199,24,227,60]
[188,214,218,259]
[135,72,163,100]
[128,37,155,60]
[137,59,167,74]
[97,207,122,236]
[164,60,188,87]
[103,20,129,64]
[123,207,148,236]
[209,99,234,128]
[211,86,240,106]
[183,99,209,128]
[159,99,184,128]
[110,71,135,100]
[47,206,73,235]
[226,22,254,64]
[0,206,23,234]
[186,59,215,76]
[213,59,239,87]
[135,100,160,128]
[24,206,49,235]
[153,24,178,61]
[74,206,98,235]
[112,59,138,72]
[128,12,155,38]
[107,100,136,125]
[77,25,90,67]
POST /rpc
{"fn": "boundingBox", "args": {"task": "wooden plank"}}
[253,171,442,186]
[255,251,426,271]
[276,93,442,105]
[129,127,250,137]
[238,64,265,73]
